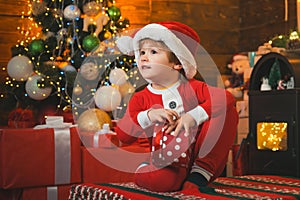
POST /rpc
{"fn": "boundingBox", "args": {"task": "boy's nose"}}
[140,54,149,62]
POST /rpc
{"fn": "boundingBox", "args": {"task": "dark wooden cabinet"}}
[248,52,300,177]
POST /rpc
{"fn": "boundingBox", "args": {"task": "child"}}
[115,21,238,192]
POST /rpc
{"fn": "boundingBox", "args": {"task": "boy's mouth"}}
[141,65,151,69]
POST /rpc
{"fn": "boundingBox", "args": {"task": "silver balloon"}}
[94,85,121,111]
[25,75,52,100]
[7,55,34,81]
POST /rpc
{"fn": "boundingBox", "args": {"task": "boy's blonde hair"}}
[139,38,181,65]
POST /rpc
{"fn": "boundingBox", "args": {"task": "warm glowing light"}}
[257,122,288,151]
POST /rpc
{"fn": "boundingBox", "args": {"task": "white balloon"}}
[7,55,34,81]
[94,85,121,111]
[80,62,99,80]
[62,64,77,72]
[109,68,128,85]
[63,5,81,20]
[25,75,52,100]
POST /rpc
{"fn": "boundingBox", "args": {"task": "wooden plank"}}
[239,0,297,51]
[198,30,239,54]
[0,0,29,15]
[0,32,21,44]
[151,0,239,6]
[150,2,239,31]
[116,0,151,25]
[0,16,31,33]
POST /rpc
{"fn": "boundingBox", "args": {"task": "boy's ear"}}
[173,64,183,70]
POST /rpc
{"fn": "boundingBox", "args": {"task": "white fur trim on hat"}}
[116,23,198,79]
[116,36,134,56]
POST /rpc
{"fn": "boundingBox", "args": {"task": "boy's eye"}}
[139,50,145,55]
[150,49,157,54]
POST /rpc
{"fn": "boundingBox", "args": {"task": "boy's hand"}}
[147,109,178,128]
[172,113,196,137]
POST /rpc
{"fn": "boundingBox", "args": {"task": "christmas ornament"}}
[31,1,47,16]
[99,30,112,41]
[83,1,102,16]
[82,35,100,52]
[83,2,109,36]
[77,108,112,132]
[7,55,34,81]
[109,68,128,85]
[94,85,121,111]
[28,39,45,56]
[25,75,52,100]
[79,62,99,80]
[73,85,83,95]
[83,12,109,36]
[107,6,121,22]
[63,4,81,20]
[61,64,77,72]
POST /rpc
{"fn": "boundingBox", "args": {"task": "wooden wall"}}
[117,0,240,73]
[0,0,298,74]
[0,0,29,67]
[239,0,297,52]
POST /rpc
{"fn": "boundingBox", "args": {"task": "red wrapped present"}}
[21,184,72,200]
[0,127,81,189]
[82,144,150,183]
[80,131,120,148]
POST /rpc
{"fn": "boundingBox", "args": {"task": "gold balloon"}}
[77,108,112,132]
[119,81,135,97]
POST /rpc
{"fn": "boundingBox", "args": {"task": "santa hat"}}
[116,21,200,79]
[232,54,248,61]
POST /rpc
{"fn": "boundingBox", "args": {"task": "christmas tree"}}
[1,0,142,127]
[268,58,281,89]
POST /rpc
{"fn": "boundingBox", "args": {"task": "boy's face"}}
[137,40,180,83]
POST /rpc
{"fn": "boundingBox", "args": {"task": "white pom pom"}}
[116,36,134,55]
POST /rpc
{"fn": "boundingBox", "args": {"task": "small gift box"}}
[80,132,120,148]
[80,123,120,148]
[0,126,81,189]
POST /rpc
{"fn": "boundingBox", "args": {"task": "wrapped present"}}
[0,126,81,189]
[80,124,120,148]
[80,132,120,148]
[21,184,72,200]
[82,144,150,183]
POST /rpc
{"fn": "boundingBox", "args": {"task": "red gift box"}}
[0,127,81,189]
[82,144,150,183]
[80,131,120,148]
[21,184,72,200]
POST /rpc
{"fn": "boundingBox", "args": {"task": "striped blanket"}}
[69,175,300,199]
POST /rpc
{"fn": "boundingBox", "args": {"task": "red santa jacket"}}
[115,78,238,179]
